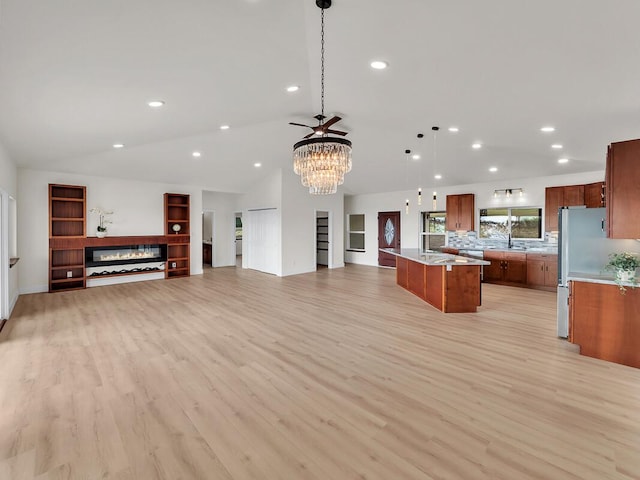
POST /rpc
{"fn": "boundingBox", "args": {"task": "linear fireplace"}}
[85,244,167,267]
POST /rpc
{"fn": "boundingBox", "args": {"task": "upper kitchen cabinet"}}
[445,194,475,231]
[584,182,605,208]
[544,184,585,231]
[606,139,640,238]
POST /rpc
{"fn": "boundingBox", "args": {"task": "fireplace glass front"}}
[85,244,167,267]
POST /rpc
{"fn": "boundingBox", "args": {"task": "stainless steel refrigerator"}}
[556,206,637,337]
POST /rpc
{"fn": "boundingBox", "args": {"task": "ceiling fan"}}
[289,114,348,139]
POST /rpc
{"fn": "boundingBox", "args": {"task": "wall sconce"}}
[494,188,524,198]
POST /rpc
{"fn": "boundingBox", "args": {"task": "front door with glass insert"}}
[378,211,401,267]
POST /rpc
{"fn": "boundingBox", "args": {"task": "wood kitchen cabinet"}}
[526,253,558,291]
[545,185,585,231]
[584,181,605,208]
[445,193,475,231]
[606,139,640,238]
[483,251,527,286]
[570,280,640,368]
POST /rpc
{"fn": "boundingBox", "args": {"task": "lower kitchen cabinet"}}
[570,280,640,368]
[526,253,558,291]
[483,251,527,286]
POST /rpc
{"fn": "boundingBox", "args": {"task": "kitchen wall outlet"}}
[171,262,177,268]
[67,271,73,278]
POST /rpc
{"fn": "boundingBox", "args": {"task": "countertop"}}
[382,248,490,266]
[567,272,637,287]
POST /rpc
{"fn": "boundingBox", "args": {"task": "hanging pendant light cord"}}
[320,8,325,130]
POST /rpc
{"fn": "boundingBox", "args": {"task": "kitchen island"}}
[383,248,490,313]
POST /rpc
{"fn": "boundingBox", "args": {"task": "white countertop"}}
[567,272,637,287]
[382,248,490,266]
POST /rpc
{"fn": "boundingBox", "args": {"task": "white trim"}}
[0,189,9,319]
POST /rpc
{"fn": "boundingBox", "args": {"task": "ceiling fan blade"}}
[303,131,316,139]
[325,129,348,136]
[289,122,314,129]
[322,116,342,129]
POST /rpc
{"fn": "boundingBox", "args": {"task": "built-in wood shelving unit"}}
[49,184,87,291]
[164,193,191,278]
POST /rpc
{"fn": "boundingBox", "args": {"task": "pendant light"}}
[417,132,425,206]
[404,149,411,214]
[432,126,439,209]
[292,0,352,195]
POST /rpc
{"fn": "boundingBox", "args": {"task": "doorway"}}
[202,210,214,267]
[316,210,330,268]
[378,211,401,267]
[235,212,242,267]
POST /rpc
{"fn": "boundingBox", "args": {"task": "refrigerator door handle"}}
[601,218,605,232]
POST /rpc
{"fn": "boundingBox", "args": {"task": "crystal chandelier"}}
[293,0,352,195]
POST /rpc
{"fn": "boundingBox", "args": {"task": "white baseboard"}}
[20,285,48,295]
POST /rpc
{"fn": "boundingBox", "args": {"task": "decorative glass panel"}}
[384,218,395,245]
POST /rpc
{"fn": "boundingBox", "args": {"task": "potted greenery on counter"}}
[604,252,639,293]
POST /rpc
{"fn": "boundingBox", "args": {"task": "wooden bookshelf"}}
[164,193,190,278]
[49,184,87,291]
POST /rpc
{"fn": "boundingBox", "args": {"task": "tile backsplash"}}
[446,231,558,251]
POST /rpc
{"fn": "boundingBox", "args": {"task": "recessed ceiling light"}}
[112,143,124,149]
[412,154,421,160]
[192,151,201,158]
[434,174,442,180]
[370,60,388,70]
[220,125,230,130]
[558,158,569,164]
[448,127,459,133]
[286,85,300,92]
[147,100,165,108]
[489,167,498,172]
[540,126,555,133]
[472,143,482,149]
[551,144,563,149]
[254,162,262,167]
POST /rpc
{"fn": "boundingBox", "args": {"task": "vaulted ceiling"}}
[1,0,638,194]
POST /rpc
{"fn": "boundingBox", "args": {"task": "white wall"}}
[345,170,605,266]
[0,142,19,317]
[18,168,204,294]
[280,168,345,276]
[202,191,241,267]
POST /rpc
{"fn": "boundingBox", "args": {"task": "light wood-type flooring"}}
[1,264,639,479]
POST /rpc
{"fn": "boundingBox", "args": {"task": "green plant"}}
[604,252,639,293]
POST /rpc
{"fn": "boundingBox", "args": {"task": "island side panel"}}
[443,265,482,313]
[425,265,444,312]
[570,280,640,368]
[407,260,426,301]
[396,256,408,289]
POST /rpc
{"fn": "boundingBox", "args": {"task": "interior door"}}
[378,211,401,267]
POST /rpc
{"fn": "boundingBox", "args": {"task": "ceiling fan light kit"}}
[292,0,352,195]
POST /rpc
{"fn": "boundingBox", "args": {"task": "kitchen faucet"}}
[508,233,512,248]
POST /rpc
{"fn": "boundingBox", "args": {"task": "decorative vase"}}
[96,230,107,238]
[616,269,636,283]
